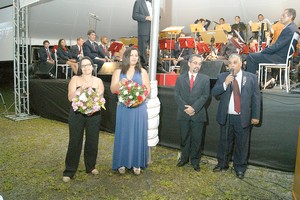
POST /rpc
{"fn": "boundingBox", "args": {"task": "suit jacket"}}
[211,71,261,128]
[175,72,210,122]
[83,40,100,60]
[39,47,53,63]
[98,44,108,58]
[261,22,298,61]
[132,0,151,36]
[70,45,83,59]
[57,47,72,61]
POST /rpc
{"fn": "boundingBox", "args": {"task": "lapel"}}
[193,73,200,88]
[183,73,190,89]
[141,0,150,16]
[241,71,247,90]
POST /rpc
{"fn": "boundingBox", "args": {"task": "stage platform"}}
[29,79,300,171]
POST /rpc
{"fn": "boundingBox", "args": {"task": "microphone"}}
[229,68,236,78]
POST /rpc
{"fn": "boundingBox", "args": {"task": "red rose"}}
[137,95,143,102]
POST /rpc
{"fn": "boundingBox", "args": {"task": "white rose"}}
[123,90,128,95]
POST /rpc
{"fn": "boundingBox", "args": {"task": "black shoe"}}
[212,165,229,172]
[49,72,55,79]
[193,164,200,172]
[176,161,188,167]
[235,171,245,179]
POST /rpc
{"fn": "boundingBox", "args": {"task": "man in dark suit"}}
[38,40,55,78]
[211,53,261,179]
[174,54,210,172]
[83,30,105,73]
[246,8,298,74]
[70,37,84,61]
[132,0,152,68]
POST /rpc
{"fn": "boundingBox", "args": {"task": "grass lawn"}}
[0,87,294,199]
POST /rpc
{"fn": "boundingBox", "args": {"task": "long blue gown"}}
[112,70,148,170]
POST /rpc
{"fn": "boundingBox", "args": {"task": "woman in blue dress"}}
[110,47,150,175]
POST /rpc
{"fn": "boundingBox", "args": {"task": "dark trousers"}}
[92,59,104,73]
[178,120,204,166]
[138,35,150,67]
[246,52,284,74]
[63,110,101,178]
[216,115,251,173]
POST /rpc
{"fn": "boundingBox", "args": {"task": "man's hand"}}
[146,16,152,21]
[251,118,259,125]
[184,105,195,116]
[224,74,234,86]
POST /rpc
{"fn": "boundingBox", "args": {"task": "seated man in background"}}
[70,37,84,61]
[98,36,111,61]
[38,40,55,78]
[246,8,298,74]
[83,30,105,73]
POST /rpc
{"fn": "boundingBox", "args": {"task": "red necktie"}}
[103,45,106,53]
[233,79,241,113]
[190,75,194,92]
[79,46,82,54]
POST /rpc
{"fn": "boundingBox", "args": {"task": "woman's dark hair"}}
[120,47,141,74]
[58,38,65,49]
[77,56,95,76]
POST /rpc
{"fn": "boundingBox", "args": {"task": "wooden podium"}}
[293,127,300,200]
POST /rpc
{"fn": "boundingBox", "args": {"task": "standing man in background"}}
[132,0,152,69]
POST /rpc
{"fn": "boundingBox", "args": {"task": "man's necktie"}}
[79,46,82,54]
[190,75,194,92]
[47,49,51,60]
[92,42,95,50]
[103,45,106,53]
[232,78,241,113]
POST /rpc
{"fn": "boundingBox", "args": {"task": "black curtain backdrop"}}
[29,79,300,172]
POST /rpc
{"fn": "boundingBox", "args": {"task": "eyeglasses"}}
[190,61,202,66]
[81,64,92,68]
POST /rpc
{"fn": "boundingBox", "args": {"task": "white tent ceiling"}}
[0,0,299,60]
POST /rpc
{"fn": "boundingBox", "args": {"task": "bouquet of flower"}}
[71,87,106,115]
[118,80,148,107]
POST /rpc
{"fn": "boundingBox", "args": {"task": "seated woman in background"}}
[57,38,78,74]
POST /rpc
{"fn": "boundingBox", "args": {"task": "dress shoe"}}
[193,165,200,172]
[176,161,188,167]
[62,176,71,183]
[212,165,229,172]
[48,72,55,79]
[91,169,99,175]
[236,171,245,179]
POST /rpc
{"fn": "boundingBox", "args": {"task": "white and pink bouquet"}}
[117,80,148,107]
[72,87,106,115]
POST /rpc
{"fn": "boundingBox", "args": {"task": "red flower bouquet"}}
[118,80,148,107]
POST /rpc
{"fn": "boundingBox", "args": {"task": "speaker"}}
[199,60,226,79]
[35,62,55,78]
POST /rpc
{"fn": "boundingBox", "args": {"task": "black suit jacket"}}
[83,40,100,59]
[211,71,261,128]
[175,72,210,122]
[57,47,72,61]
[132,0,151,36]
[39,47,53,63]
[70,45,82,59]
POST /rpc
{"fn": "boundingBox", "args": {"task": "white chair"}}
[54,50,73,79]
[258,32,300,93]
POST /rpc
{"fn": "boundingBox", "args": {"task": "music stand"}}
[119,37,138,47]
[178,37,195,49]
[251,22,267,32]
[196,41,210,54]
[108,41,124,57]
[159,39,175,50]
[215,23,231,32]
[200,30,228,44]
[162,26,184,58]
